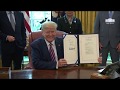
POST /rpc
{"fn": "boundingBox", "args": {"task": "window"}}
[29,11,51,32]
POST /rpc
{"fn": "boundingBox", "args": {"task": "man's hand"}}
[7,35,15,42]
[98,53,102,63]
[58,59,67,67]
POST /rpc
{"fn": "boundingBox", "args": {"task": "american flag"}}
[21,11,31,37]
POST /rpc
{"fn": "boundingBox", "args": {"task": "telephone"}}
[100,61,120,78]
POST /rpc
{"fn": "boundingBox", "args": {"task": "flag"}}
[22,11,31,37]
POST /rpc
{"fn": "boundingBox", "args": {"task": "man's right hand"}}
[58,59,67,67]
[7,35,15,42]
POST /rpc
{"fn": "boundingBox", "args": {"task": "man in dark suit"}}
[57,11,83,34]
[0,11,26,70]
[31,21,67,69]
[51,11,65,24]
[94,11,120,66]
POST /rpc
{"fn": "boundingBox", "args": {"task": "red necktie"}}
[49,43,56,61]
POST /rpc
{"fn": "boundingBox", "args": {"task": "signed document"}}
[79,34,99,63]
[64,35,78,64]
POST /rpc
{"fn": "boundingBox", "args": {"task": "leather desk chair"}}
[24,30,66,69]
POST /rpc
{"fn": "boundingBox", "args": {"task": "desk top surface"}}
[11,66,98,79]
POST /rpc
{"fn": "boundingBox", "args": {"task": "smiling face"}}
[41,21,57,43]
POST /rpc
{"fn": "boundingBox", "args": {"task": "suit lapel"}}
[2,12,12,27]
[42,39,51,60]
[14,11,18,27]
[55,38,62,59]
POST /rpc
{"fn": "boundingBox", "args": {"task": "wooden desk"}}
[11,66,98,79]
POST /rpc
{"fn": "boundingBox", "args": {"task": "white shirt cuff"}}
[56,61,58,69]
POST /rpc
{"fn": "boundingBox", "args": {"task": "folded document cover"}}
[63,34,99,65]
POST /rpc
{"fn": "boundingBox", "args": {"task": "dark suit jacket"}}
[94,11,120,48]
[31,37,64,69]
[57,15,83,34]
[0,11,26,53]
